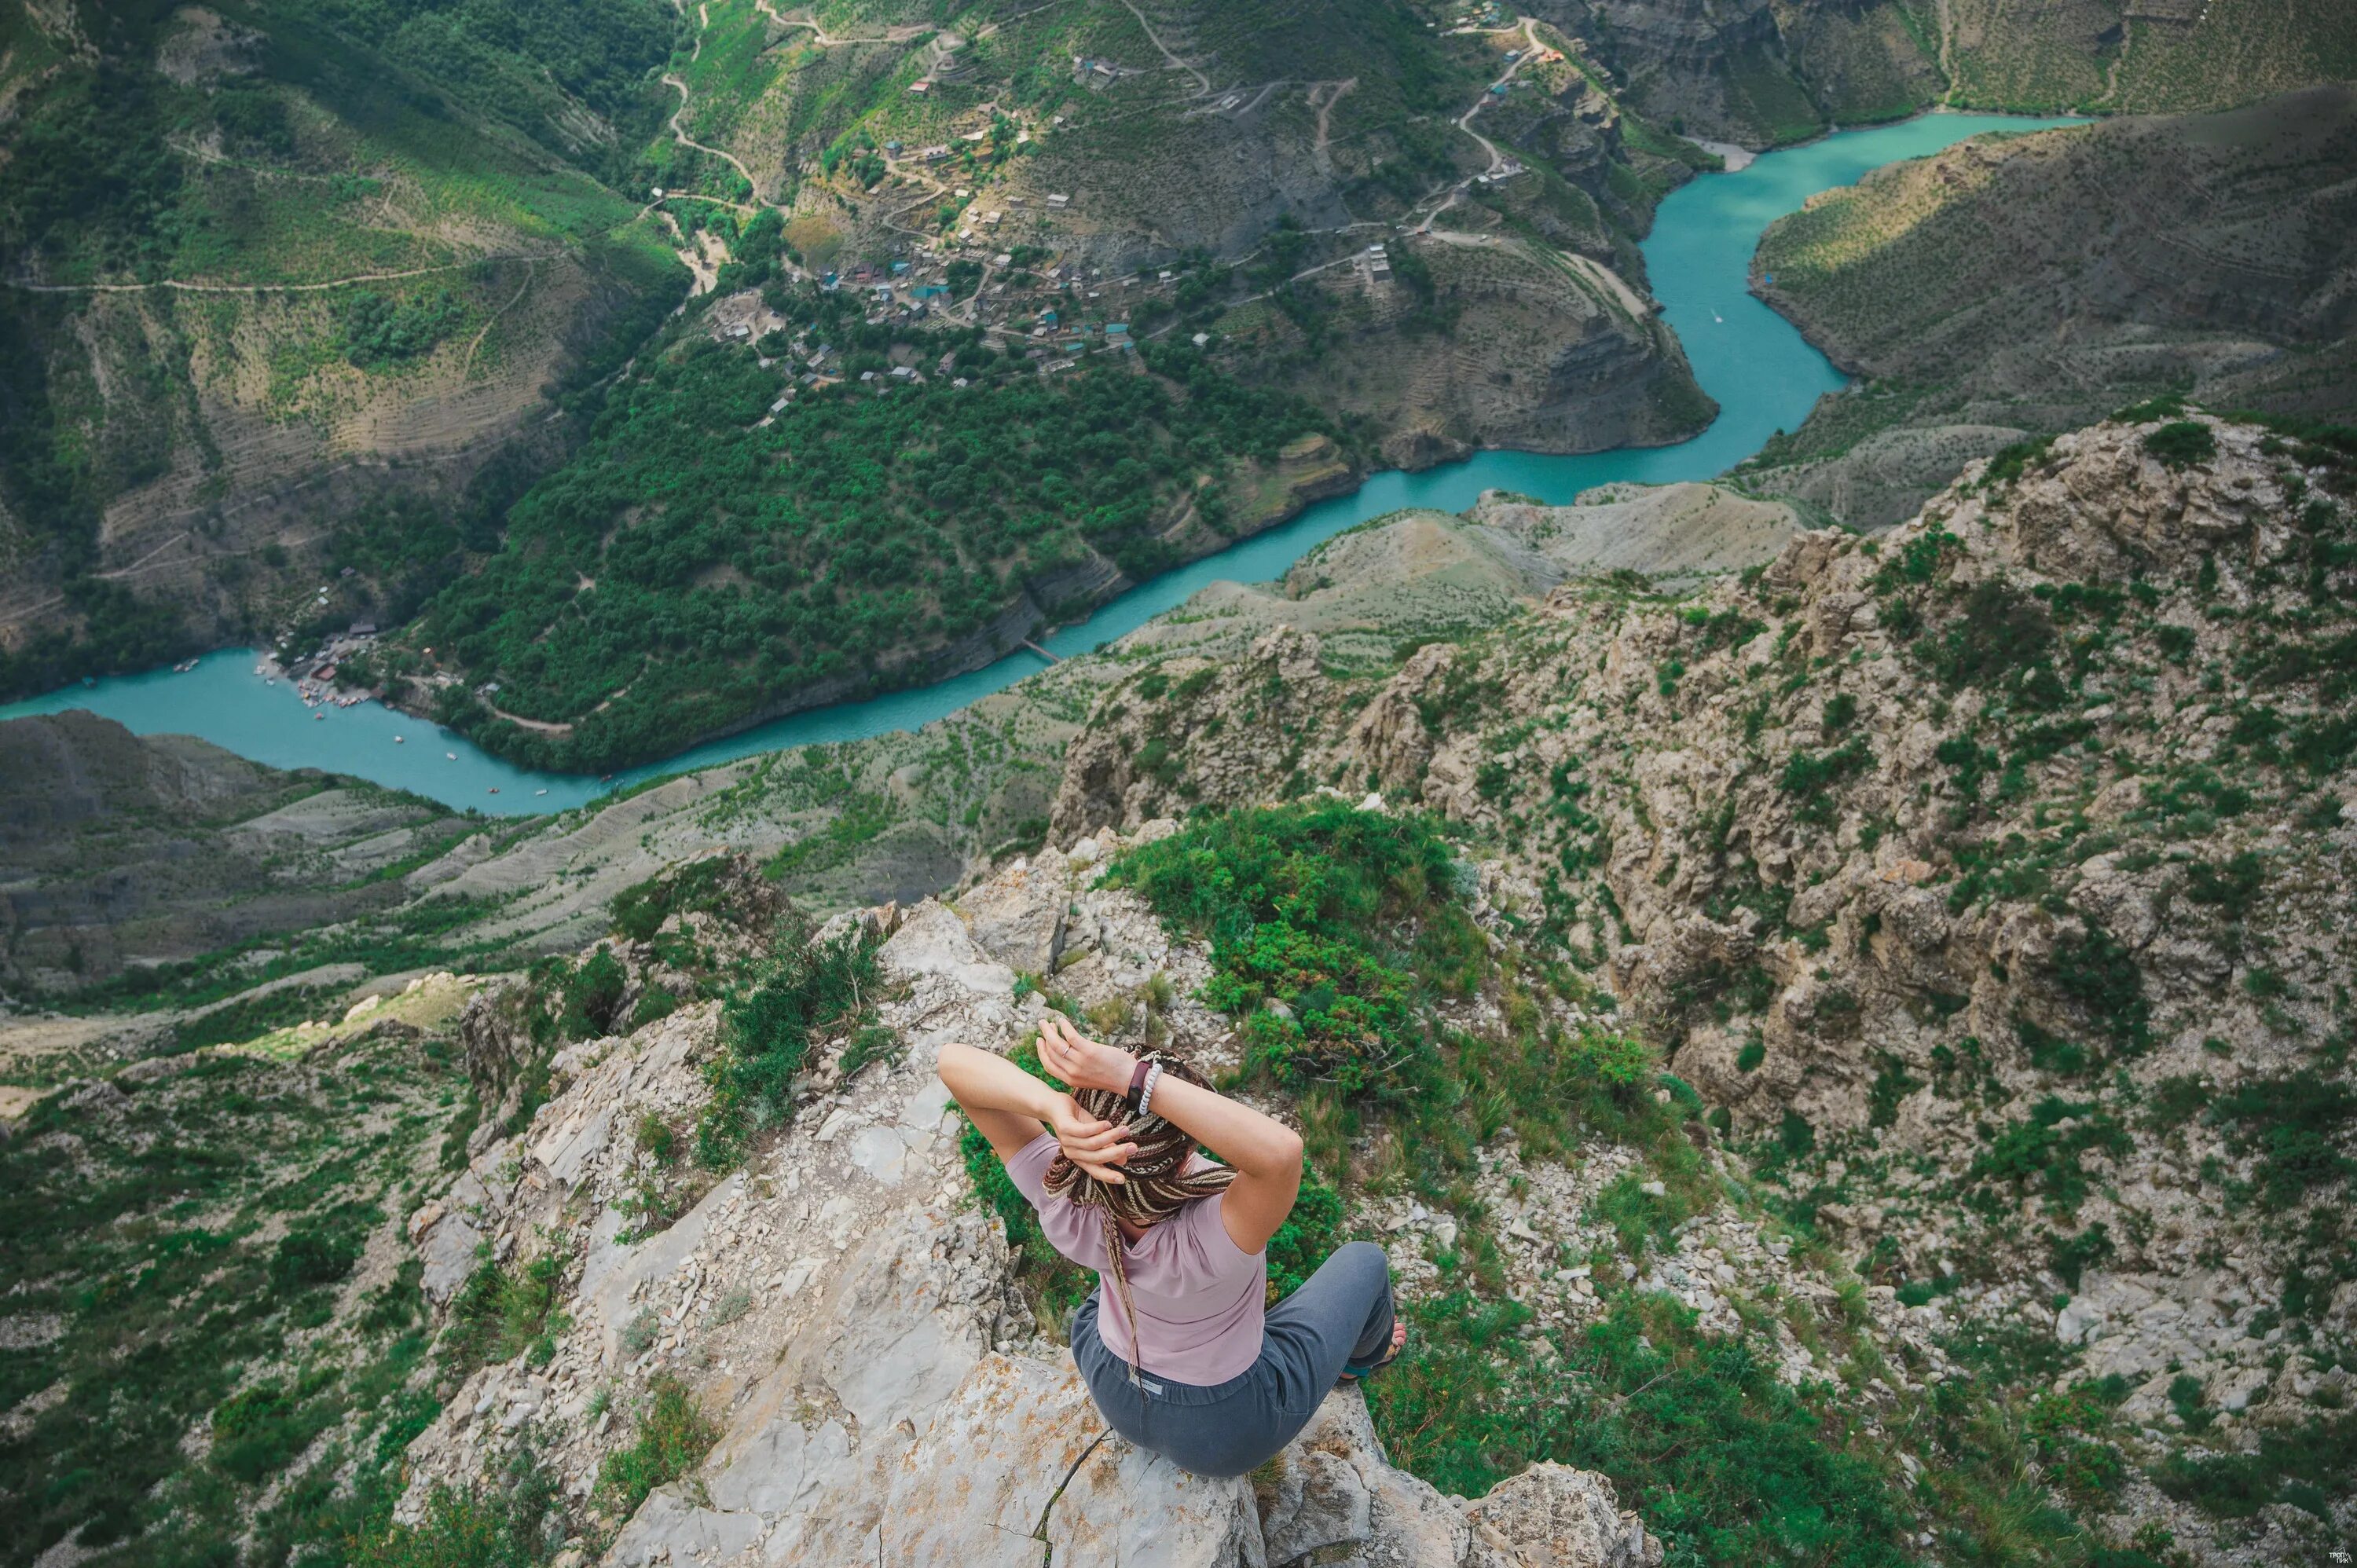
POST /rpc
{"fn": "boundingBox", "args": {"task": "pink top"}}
[1004,1133,1267,1384]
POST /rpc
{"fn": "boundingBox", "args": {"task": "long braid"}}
[1043,1052,1233,1384]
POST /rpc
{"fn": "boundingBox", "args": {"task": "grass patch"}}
[596,1376,720,1515]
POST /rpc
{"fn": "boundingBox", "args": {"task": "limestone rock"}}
[394,844,1656,1568]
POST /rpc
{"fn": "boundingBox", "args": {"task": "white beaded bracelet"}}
[1137,1061,1165,1120]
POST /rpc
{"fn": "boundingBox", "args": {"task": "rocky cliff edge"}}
[400,851,1660,1568]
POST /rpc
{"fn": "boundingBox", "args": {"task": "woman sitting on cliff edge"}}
[938,1013,1406,1478]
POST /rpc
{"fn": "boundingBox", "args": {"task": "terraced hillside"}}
[0,710,476,995]
[1742,89,2357,525]
[1536,0,2357,148]
[0,0,692,698]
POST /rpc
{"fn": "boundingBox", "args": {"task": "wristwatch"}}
[1125,1056,1154,1108]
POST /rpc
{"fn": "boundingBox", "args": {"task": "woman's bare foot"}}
[1340,1322,1409,1383]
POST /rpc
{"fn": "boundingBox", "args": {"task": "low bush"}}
[596,1377,720,1515]
[2143,420,2216,469]
[1105,800,1481,1098]
[359,1446,562,1567]
[441,1251,570,1376]
[698,925,883,1165]
[1374,1295,1915,1564]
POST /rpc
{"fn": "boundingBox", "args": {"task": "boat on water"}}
[488,787,500,795]
[535,789,548,796]
[313,712,325,721]
[394,735,405,744]
[445,752,456,760]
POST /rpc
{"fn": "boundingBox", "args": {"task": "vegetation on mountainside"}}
[0,1039,459,1568]
[1743,95,2357,524]
[1105,800,1486,1097]
[698,922,889,1167]
[1054,416,2356,1562]
[1084,800,2177,1566]
[387,306,1336,770]
[0,0,686,700]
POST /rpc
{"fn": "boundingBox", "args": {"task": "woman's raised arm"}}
[936,1039,1138,1182]
[1035,1013,1304,1255]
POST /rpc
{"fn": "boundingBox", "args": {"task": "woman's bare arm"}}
[1035,1013,1304,1255]
[936,1039,1138,1181]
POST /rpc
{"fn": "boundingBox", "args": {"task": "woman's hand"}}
[1037,1012,1137,1094]
[1046,1093,1136,1184]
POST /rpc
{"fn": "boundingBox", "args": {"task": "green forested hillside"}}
[0,0,689,698]
[6,0,2352,759]
[381,310,1335,771]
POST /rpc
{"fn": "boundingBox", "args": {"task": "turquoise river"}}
[1,112,2084,814]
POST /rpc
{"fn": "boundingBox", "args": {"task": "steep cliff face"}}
[1050,413,2357,1549]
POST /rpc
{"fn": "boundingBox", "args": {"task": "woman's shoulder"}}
[1002,1132,1061,1205]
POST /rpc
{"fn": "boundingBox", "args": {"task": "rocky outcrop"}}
[398,854,1659,1567]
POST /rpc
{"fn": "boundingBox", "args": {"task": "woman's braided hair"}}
[1043,1051,1233,1383]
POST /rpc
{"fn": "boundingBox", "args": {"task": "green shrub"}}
[2183,852,2265,921]
[1964,1098,2129,1217]
[2206,1071,2357,1210]
[1372,1296,1914,1563]
[340,289,466,371]
[441,1252,570,1376]
[2045,921,2149,1057]
[1983,434,2055,485]
[698,926,883,1165]
[2154,1411,2357,1518]
[211,1382,327,1485]
[558,948,628,1041]
[269,1227,361,1292]
[1106,801,1482,1098]
[1923,579,2058,694]
[2143,420,2216,469]
[838,1021,904,1077]
[629,984,680,1030]
[611,857,739,941]
[1778,738,1870,825]
[359,1448,561,1567]
[596,1378,720,1515]
[2048,1223,2112,1290]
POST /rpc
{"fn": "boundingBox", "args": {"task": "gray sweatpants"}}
[1070,1239,1397,1478]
